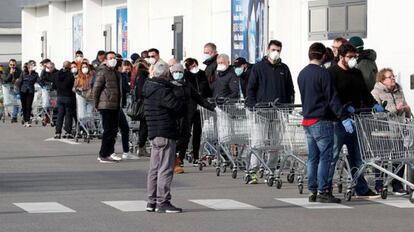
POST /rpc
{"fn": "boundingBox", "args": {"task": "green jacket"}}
[93,65,121,110]
[357,49,378,92]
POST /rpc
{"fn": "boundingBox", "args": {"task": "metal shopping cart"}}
[351,112,414,202]
[198,104,219,171]
[1,83,20,122]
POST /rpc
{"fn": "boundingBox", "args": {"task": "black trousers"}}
[138,118,148,148]
[20,92,34,123]
[55,97,75,134]
[177,110,202,162]
[99,109,120,158]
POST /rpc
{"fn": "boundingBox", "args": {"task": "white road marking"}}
[190,199,260,210]
[102,201,148,212]
[45,138,80,145]
[276,198,352,209]
[14,202,76,213]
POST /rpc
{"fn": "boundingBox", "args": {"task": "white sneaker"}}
[122,152,139,160]
[109,153,122,161]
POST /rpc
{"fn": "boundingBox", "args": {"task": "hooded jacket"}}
[142,78,184,140]
[371,82,410,117]
[93,65,121,110]
[357,49,378,91]
[55,69,75,98]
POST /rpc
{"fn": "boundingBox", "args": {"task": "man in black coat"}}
[3,59,21,122]
[211,54,239,99]
[202,42,218,87]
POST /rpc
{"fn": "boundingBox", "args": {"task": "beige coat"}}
[371,82,410,116]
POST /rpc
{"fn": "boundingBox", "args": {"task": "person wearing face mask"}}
[202,42,219,87]
[170,63,215,173]
[211,54,239,99]
[15,60,38,127]
[93,51,123,163]
[92,50,106,68]
[348,36,378,92]
[70,62,79,77]
[3,58,22,123]
[327,43,383,198]
[322,47,335,69]
[183,58,211,166]
[75,50,84,68]
[246,40,295,108]
[147,48,168,79]
[54,61,76,139]
[73,62,94,135]
[233,57,252,99]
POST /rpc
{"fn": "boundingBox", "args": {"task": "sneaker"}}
[27,123,32,127]
[98,156,119,163]
[309,192,317,202]
[66,134,74,139]
[156,202,182,213]
[109,153,122,161]
[356,188,380,199]
[193,160,200,167]
[316,192,341,203]
[248,173,258,184]
[175,162,184,174]
[393,188,408,196]
[54,133,61,139]
[137,147,151,157]
[146,202,156,212]
[122,152,139,160]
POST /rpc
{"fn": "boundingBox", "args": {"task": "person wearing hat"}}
[348,36,378,91]
[170,63,215,173]
[130,53,140,65]
[233,57,252,99]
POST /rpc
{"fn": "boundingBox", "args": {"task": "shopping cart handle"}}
[254,102,273,108]
[213,97,230,105]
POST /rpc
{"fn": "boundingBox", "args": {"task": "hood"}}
[358,49,377,61]
[142,78,171,97]
[263,56,283,66]
[373,81,400,94]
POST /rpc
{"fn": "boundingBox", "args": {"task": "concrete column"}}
[21,7,38,64]
[83,0,104,60]
[128,0,149,55]
[48,1,66,66]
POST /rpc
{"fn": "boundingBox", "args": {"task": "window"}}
[308,0,367,40]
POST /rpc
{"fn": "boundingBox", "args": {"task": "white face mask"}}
[323,62,331,69]
[107,59,117,68]
[46,68,51,72]
[347,58,357,69]
[190,67,199,74]
[269,50,280,61]
[82,67,89,74]
[202,53,211,62]
[216,64,227,72]
[31,66,37,71]
[144,58,150,63]
[71,67,78,74]
[149,57,156,65]
[172,72,184,80]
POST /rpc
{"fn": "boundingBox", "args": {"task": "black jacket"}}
[55,69,75,98]
[120,72,130,108]
[298,64,345,121]
[246,57,295,107]
[184,69,211,98]
[328,64,376,109]
[237,64,252,98]
[203,54,218,87]
[16,71,39,94]
[4,67,21,85]
[38,69,58,90]
[134,69,149,100]
[143,78,184,140]
[212,67,240,99]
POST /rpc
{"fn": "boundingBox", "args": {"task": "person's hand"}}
[373,103,385,113]
[342,118,354,134]
[396,102,408,112]
[10,68,15,74]
[346,105,355,114]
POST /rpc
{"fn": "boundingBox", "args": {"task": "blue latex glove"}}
[16,94,20,100]
[342,118,354,134]
[373,103,385,113]
[346,105,355,114]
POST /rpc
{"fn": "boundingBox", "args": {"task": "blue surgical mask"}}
[173,72,184,80]
[234,67,244,76]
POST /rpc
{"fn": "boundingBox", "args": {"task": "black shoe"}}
[146,203,156,212]
[156,202,182,213]
[357,188,380,199]
[54,133,61,139]
[316,192,341,203]
[309,192,317,202]
[66,134,74,139]
[11,118,17,123]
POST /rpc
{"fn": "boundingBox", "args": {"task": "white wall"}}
[102,0,127,54]
[0,35,21,63]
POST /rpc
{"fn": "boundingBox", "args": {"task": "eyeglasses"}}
[345,55,358,59]
[384,75,395,80]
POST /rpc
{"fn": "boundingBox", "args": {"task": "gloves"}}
[346,105,355,114]
[16,94,20,100]
[342,118,354,134]
[373,103,385,113]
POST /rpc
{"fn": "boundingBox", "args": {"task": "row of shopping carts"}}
[197,99,414,203]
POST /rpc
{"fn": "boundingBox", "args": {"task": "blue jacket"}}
[246,57,295,107]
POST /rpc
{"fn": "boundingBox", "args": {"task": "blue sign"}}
[116,7,128,58]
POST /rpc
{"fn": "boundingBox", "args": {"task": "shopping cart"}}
[198,104,219,171]
[74,92,96,143]
[275,105,307,193]
[1,83,20,122]
[352,112,414,202]
[215,99,249,178]
[244,103,284,185]
[31,83,56,126]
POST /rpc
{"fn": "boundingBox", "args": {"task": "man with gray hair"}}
[143,61,185,213]
[212,53,239,98]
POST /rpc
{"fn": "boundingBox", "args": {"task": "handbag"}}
[127,98,145,121]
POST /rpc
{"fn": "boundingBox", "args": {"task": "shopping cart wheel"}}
[208,157,212,166]
[337,184,343,194]
[198,162,203,171]
[345,190,352,201]
[409,189,414,203]
[50,122,55,127]
[216,168,220,176]
[232,170,237,179]
[381,189,388,200]
[266,177,274,187]
[86,138,90,144]
[244,174,251,184]
[75,137,79,142]
[276,179,282,189]
[222,165,227,173]
[298,184,304,194]
[42,121,47,126]
[187,155,193,164]
[259,169,264,179]
[287,173,295,183]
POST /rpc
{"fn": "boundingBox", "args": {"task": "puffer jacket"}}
[93,65,121,110]
[371,82,410,116]
[211,67,240,99]
[142,78,184,140]
[357,49,378,92]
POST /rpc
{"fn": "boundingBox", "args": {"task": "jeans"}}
[328,122,369,195]
[56,97,75,134]
[119,110,129,153]
[304,121,334,193]
[99,109,119,158]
